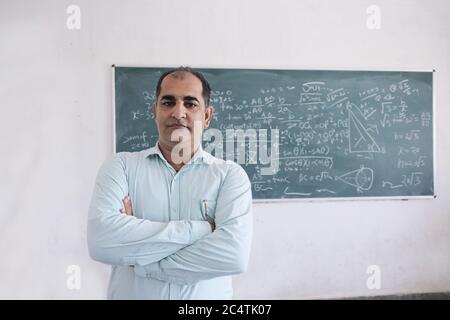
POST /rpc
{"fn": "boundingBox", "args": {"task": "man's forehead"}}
[161,72,202,89]
[159,73,203,99]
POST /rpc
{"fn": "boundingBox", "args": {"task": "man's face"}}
[152,72,213,150]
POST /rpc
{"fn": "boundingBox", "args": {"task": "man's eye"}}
[185,102,198,108]
[162,101,175,106]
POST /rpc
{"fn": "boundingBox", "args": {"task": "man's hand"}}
[119,195,133,216]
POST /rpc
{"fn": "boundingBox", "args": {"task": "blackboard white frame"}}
[111,65,436,202]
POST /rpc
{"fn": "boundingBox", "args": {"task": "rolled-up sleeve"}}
[87,154,212,266]
[134,163,253,285]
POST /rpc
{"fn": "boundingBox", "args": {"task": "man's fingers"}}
[125,196,131,210]
[120,198,127,214]
[119,196,132,215]
[124,195,133,215]
[124,196,130,212]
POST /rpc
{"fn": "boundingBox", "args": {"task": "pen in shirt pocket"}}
[202,200,214,224]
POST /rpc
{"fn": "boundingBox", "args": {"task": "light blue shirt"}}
[87,143,253,299]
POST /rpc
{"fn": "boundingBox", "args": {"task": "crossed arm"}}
[131,165,253,286]
[88,155,253,285]
[87,155,213,267]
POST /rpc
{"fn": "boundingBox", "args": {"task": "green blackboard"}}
[113,66,434,200]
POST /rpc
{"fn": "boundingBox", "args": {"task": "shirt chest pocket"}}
[190,199,217,223]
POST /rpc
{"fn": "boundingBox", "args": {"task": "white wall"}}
[0,0,449,299]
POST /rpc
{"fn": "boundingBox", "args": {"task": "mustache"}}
[167,121,189,127]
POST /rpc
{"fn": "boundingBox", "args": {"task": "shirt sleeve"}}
[134,163,253,285]
[87,154,212,267]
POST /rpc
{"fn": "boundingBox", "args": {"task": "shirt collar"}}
[144,141,209,165]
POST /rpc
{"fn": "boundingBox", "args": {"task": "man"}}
[88,67,253,299]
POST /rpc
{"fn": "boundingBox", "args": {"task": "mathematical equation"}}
[116,69,433,198]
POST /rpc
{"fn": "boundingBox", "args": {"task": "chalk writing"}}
[115,68,433,198]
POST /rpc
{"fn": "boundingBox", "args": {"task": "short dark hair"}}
[155,66,211,106]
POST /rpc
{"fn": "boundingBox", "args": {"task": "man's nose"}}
[172,100,187,119]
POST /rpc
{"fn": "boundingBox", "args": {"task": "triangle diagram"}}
[348,107,381,153]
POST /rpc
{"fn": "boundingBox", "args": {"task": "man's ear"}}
[204,106,214,128]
